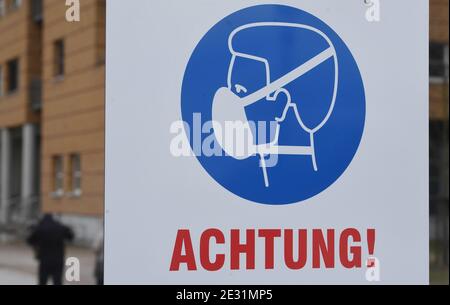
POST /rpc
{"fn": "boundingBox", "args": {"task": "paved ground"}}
[0,269,35,285]
[1,241,446,285]
[431,269,450,285]
[0,241,97,285]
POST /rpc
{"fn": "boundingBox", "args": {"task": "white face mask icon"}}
[212,23,339,187]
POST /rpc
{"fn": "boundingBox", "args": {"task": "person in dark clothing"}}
[93,231,104,285]
[27,214,74,285]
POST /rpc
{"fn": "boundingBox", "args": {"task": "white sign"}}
[105,0,429,284]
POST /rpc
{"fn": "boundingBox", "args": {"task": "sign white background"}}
[105,0,429,284]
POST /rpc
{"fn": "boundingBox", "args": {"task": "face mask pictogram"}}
[212,23,339,187]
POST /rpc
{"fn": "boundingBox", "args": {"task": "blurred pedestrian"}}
[27,214,74,285]
[93,230,104,285]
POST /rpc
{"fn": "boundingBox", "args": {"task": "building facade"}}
[0,0,42,230]
[40,0,104,244]
[0,0,104,244]
[0,1,449,250]
[430,0,449,267]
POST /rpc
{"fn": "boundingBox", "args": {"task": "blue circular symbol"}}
[181,5,365,205]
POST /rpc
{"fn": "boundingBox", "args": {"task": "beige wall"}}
[430,0,449,121]
[40,0,104,216]
[430,0,449,43]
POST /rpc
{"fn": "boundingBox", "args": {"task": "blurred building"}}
[0,0,448,254]
[430,0,449,267]
[0,0,105,245]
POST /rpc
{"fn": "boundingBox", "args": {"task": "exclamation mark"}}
[367,229,376,267]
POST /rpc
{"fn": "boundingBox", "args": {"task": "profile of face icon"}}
[213,53,288,160]
[229,55,291,145]
[212,23,338,166]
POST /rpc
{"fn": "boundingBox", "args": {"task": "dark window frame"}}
[54,39,65,78]
[69,153,82,196]
[430,42,449,82]
[52,155,64,196]
[0,65,3,97]
[6,58,19,94]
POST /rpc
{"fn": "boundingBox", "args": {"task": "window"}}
[52,155,64,197]
[10,0,21,11]
[0,0,21,16]
[31,0,43,22]
[0,66,3,97]
[54,39,65,77]
[69,154,82,196]
[430,43,449,82]
[96,0,106,64]
[430,121,447,199]
[0,0,6,17]
[6,58,19,93]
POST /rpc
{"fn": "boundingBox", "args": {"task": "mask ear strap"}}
[273,88,312,134]
[226,55,237,89]
[267,88,291,102]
